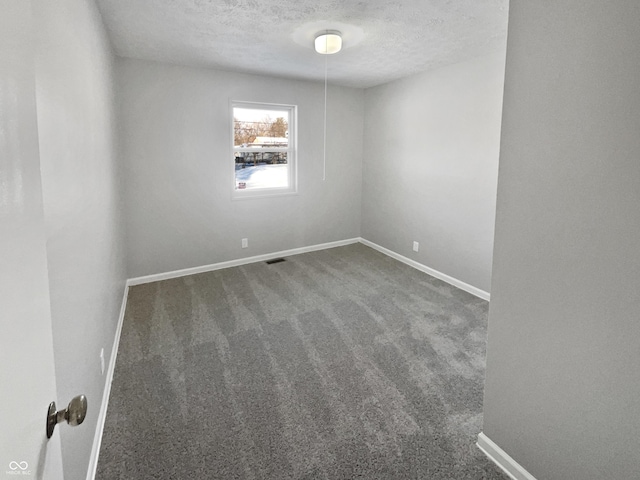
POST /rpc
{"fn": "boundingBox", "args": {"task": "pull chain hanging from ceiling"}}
[323,42,328,181]
[315,30,342,182]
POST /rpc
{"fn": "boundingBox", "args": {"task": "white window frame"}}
[231,100,297,199]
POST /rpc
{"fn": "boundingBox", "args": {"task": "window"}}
[232,101,297,197]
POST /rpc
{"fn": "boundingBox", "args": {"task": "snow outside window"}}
[232,101,297,198]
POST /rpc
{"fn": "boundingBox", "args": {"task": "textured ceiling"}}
[96,0,509,89]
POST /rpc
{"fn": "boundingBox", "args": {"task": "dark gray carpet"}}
[96,243,506,479]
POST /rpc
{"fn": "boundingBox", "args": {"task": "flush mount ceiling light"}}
[314,31,342,54]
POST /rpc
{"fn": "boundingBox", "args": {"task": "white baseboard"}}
[126,238,361,286]
[358,238,490,301]
[85,284,129,480]
[126,238,489,303]
[477,432,538,480]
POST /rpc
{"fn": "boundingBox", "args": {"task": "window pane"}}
[235,153,288,190]
[233,107,289,148]
[231,101,296,197]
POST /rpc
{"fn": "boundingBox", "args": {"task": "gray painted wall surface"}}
[117,58,364,278]
[483,2,640,479]
[361,53,505,293]
[33,0,127,478]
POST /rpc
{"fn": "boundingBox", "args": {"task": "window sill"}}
[231,188,299,200]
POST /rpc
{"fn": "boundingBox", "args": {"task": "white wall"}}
[32,0,127,478]
[117,58,363,278]
[483,1,640,479]
[362,53,505,294]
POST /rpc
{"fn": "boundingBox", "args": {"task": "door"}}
[0,2,64,478]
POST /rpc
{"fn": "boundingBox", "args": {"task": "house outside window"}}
[232,101,297,198]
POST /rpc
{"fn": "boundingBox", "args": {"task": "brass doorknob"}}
[46,395,87,439]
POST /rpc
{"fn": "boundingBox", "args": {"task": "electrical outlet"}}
[241,238,248,249]
[412,241,419,252]
[100,348,105,375]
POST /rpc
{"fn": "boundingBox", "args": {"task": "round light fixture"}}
[314,31,342,55]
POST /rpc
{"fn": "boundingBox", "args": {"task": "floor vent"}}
[265,258,286,265]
